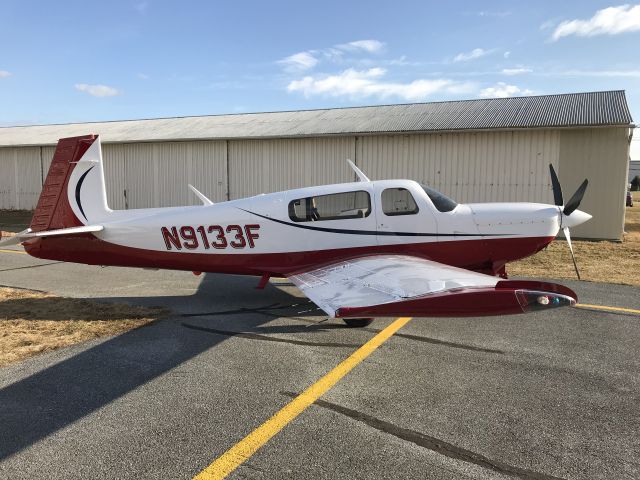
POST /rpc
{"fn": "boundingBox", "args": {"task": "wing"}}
[287,255,577,318]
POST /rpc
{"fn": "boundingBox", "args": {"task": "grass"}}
[0,287,167,368]
[0,209,32,234]
[510,191,640,286]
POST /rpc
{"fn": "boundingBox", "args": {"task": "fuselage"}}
[24,179,564,277]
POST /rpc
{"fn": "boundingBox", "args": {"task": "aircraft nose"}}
[562,209,592,228]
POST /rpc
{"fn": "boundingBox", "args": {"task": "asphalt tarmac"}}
[0,247,639,479]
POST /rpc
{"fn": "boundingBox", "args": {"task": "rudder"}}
[30,134,109,232]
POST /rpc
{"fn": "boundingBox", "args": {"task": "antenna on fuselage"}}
[346,159,370,182]
[188,184,214,205]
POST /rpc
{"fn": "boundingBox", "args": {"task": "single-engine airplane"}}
[1,134,592,327]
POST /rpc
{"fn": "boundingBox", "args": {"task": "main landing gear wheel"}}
[342,318,374,328]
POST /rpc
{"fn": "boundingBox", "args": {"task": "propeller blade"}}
[549,164,563,207]
[563,179,589,216]
[563,227,581,280]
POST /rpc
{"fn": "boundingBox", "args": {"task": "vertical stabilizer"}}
[30,135,110,232]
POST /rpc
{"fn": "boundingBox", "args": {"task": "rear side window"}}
[289,190,371,222]
[381,188,419,216]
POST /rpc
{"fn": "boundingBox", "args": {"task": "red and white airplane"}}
[1,134,591,327]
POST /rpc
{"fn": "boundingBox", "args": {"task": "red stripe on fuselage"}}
[23,234,554,277]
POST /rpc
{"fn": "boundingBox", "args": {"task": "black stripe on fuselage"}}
[240,209,514,237]
[75,166,95,222]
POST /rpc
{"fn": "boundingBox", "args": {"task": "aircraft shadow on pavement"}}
[0,273,321,460]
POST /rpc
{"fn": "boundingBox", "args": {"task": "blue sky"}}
[1,0,639,157]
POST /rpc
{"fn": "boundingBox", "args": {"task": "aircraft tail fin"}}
[30,134,111,232]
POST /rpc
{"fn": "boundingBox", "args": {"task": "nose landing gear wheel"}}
[342,318,374,328]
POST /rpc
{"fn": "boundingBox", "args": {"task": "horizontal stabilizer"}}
[0,229,30,247]
[25,225,103,238]
[0,225,103,246]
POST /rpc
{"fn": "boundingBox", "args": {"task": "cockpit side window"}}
[420,184,458,212]
[381,188,419,216]
[288,190,371,222]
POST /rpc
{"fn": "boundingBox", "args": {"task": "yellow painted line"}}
[193,316,413,480]
[0,249,26,255]
[576,303,640,315]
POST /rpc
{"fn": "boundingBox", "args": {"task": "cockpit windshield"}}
[420,184,458,212]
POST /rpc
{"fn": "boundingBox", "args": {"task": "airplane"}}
[0,134,592,327]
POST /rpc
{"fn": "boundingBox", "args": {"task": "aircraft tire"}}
[342,318,374,328]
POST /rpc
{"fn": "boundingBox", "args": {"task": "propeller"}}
[563,179,588,216]
[549,164,563,207]
[563,227,581,280]
[548,164,590,280]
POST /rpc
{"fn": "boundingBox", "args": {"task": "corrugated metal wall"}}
[108,141,228,208]
[357,130,559,204]
[558,128,629,240]
[2,141,227,210]
[0,128,629,239]
[41,146,57,181]
[0,147,42,209]
[228,137,355,199]
[0,148,19,209]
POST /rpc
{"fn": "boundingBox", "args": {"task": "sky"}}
[1,0,639,158]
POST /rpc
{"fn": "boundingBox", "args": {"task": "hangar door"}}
[99,141,228,209]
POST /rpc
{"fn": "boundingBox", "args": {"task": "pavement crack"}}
[181,323,360,348]
[181,301,316,318]
[242,462,266,473]
[282,392,565,480]
[0,283,48,293]
[391,332,504,354]
[354,327,504,354]
[0,261,63,272]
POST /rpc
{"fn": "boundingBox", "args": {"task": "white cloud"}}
[136,72,149,80]
[453,48,491,62]
[337,39,385,53]
[479,82,533,98]
[0,70,11,78]
[551,4,640,41]
[548,69,640,77]
[277,51,319,72]
[503,51,511,58]
[477,10,511,18]
[278,39,386,72]
[287,68,473,101]
[540,18,559,30]
[387,55,422,66]
[75,83,120,97]
[501,67,532,75]
[322,47,344,60]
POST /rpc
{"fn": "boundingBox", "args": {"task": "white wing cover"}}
[288,255,499,317]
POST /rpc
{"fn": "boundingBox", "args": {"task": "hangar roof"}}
[0,90,633,147]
